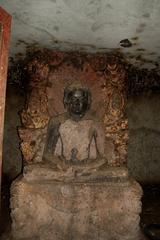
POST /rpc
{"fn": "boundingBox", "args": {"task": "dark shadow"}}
[0,174,12,238]
[141,184,160,239]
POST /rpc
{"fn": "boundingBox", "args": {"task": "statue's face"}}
[65,88,90,120]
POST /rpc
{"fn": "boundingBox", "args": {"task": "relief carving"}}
[19,51,128,168]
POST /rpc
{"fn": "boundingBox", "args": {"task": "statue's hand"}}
[56,156,69,171]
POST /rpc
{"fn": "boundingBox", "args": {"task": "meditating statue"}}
[11,53,142,240]
[24,81,128,182]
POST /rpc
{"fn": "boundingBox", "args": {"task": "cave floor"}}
[0,175,160,240]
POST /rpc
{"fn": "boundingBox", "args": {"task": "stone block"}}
[10,177,142,240]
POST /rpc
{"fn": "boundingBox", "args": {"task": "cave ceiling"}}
[1,0,160,70]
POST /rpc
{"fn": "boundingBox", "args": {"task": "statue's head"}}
[63,82,91,120]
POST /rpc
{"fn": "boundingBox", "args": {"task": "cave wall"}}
[127,93,160,184]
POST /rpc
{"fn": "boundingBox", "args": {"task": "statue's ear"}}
[63,88,71,109]
[87,90,92,110]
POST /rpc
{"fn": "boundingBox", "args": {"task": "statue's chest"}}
[55,119,97,161]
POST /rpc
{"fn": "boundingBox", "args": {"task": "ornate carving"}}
[19,127,47,163]
[104,87,125,125]
[89,54,107,71]
[19,52,51,163]
[21,88,49,128]
[103,56,128,166]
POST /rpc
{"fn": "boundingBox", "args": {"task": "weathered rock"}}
[11,176,142,240]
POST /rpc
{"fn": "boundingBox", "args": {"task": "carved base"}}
[10,176,143,240]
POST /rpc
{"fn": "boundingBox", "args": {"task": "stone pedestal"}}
[10,176,142,240]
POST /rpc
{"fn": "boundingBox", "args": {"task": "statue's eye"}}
[72,96,78,101]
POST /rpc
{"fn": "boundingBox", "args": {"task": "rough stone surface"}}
[11,176,142,240]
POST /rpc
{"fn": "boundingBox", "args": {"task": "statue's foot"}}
[23,163,81,182]
[23,163,65,181]
[72,166,129,183]
[23,162,129,183]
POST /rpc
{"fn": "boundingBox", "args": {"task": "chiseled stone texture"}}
[11,177,142,240]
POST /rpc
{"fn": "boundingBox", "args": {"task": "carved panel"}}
[19,50,128,166]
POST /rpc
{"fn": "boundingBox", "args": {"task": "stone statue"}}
[24,82,128,182]
[11,53,142,240]
[43,82,106,165]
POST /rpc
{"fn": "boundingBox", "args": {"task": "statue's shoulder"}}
[48,112,68,126]
[85,114,105,133]
[86,113,103,124]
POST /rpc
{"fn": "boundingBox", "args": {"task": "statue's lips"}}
[70,106,83,114]
[69,110,85,119]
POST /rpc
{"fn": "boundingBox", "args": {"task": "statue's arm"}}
[93,121,106,159]
[42,118,61,163]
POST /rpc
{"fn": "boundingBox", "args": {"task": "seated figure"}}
[24,82,128,182]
